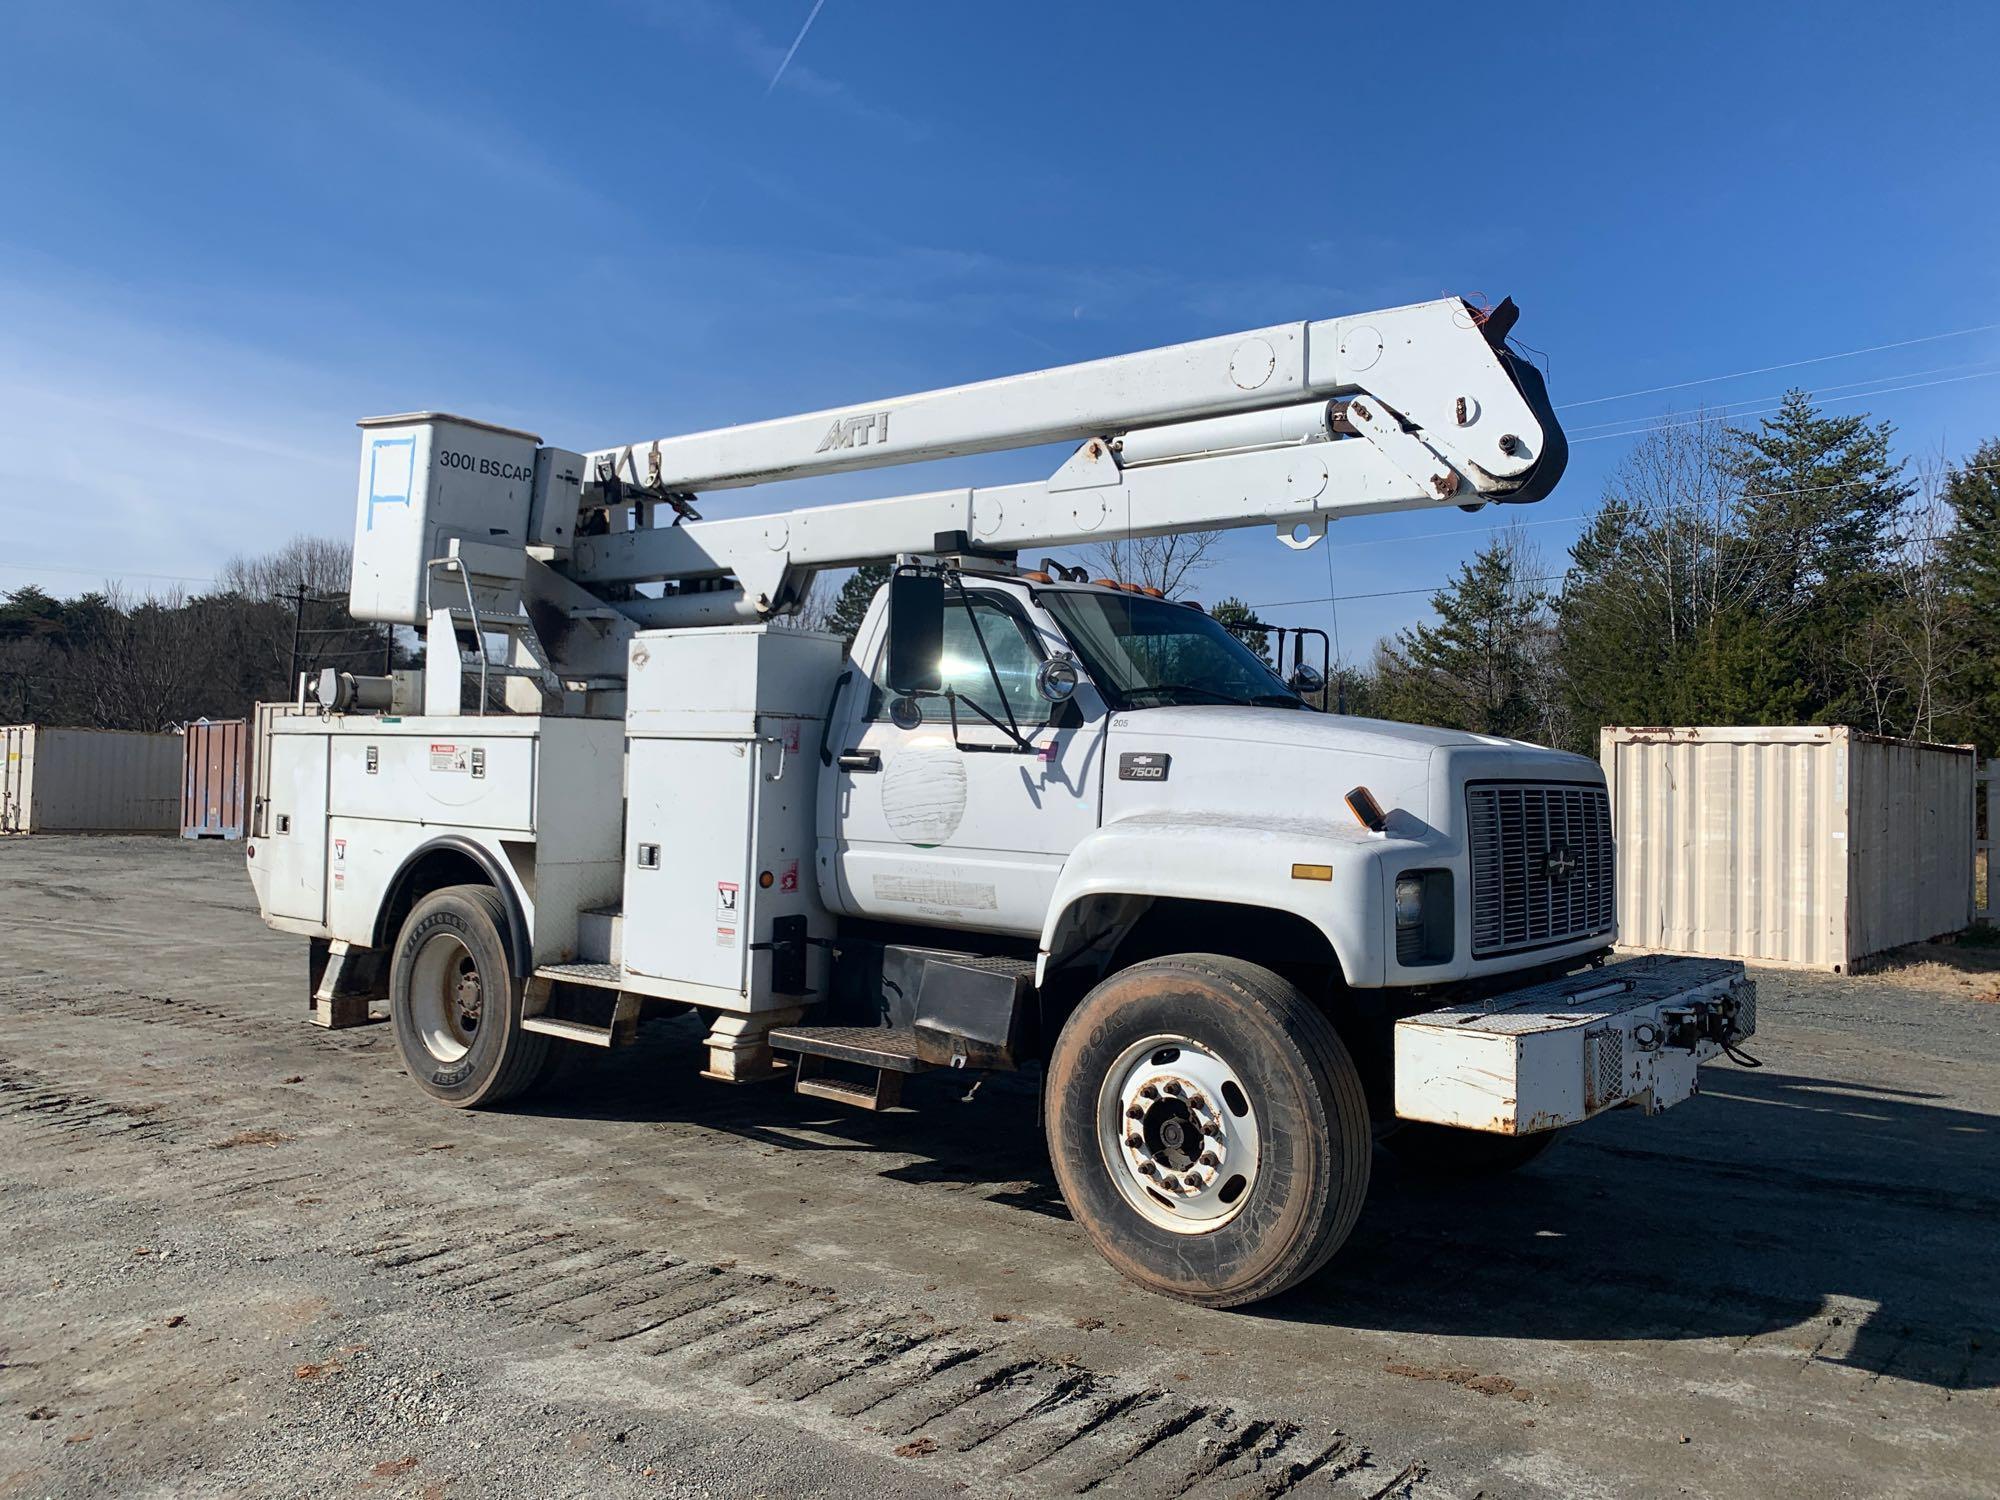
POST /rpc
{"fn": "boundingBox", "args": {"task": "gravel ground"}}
[1,836,1996,1499]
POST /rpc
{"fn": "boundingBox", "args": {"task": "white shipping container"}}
[1602,725,1974,972]
[1,725,184,835]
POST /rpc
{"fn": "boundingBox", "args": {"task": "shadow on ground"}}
[516,1015,1999,1390]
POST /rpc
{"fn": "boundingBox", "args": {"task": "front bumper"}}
[1392,955,1754,1135]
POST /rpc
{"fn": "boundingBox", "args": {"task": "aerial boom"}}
[346,294,1563,705]
[583,296,1550,497]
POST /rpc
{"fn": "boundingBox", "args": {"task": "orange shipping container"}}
[181,718,250,840]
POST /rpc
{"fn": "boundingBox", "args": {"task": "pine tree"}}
[825,562,890,647]
[1942,437,2000,753]
[1723,390,1910,724]
[1208,597,1272,664]
[1373,536,1551,740]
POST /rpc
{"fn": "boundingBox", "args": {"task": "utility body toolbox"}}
[1393,955,1754,1134]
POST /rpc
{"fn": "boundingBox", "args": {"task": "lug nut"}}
[1140,1083,1159,1100]
[1126,1132,1144,1149]
[1126,1103,1146,1120]
[1162,1079,1183,1096]
[1199,1150,1219,1167]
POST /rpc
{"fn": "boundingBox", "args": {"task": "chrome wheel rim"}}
[1095,1034,1260,1233]
[409,932,482,1064]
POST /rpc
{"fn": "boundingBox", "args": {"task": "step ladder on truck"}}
[245,296,1756,1307]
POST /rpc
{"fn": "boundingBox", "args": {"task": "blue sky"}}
[4,0,1997,661]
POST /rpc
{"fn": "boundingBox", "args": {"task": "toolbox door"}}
[264,733,331,924]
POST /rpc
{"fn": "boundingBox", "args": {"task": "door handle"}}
[837,750,882,773]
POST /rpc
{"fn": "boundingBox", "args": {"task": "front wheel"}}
[389,884,551,1108]
[1044,955,1371,1308]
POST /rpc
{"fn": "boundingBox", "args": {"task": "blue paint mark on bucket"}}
[366,437,416,531]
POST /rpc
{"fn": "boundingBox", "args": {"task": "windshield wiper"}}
[1248,693,1307,709]
[1123,683,1248,706]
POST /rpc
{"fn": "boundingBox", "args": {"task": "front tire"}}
[389,884,550,1108]
[1045,955,1371,1308]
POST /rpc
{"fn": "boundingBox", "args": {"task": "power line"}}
[1250,519,1980,615]
[1571,367,2000,445]
[1556,320,2000,410]
[1561,357,2000,435]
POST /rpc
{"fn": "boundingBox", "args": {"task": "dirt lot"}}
[2,837,1996,1500]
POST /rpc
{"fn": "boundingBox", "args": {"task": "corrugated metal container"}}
[181,718,250,839]
[1602,725,1975,971]
[1,725,183,835]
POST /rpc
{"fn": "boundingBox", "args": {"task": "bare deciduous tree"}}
[1077,530,1222,599]
[1847,453,1970,741]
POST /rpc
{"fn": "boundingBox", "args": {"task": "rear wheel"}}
[389,884,550,1108]
[1045,954,1371,1307]
[1381,1121,1559,1177]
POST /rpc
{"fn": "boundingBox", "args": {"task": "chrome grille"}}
[1467,783,1615,957]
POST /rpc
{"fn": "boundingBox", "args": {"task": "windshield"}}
[1040,590,1304,710]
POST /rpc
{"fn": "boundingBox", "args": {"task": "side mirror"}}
[1288,663,1326,697]
[1036,654,1082,703]
[884,570,944,692]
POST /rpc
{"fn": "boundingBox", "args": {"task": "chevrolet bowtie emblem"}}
[1540,844,1578,884]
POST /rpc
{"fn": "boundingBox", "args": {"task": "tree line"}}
[0,537,393,730]
[1359,393,2000,757]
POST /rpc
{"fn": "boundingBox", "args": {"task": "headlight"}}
[1395,869,1453,966]
[1394,875,1424,928]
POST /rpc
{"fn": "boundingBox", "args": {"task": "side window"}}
[868,593,1047,726]
[941,598,1046,726]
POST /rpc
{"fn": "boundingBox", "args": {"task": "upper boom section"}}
[347,294,1564,655]
[583,296,1546,498]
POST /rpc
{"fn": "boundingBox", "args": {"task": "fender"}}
[373,834,532,979]
[1037,812,1400,990]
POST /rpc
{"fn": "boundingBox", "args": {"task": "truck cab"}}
[825,569,1614,992]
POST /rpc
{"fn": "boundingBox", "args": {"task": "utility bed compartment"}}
[1393,955,1754,1135]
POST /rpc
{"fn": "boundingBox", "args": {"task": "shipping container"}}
[181,718,250,839]
[1602,725,1974,972]
[1,725,183,835]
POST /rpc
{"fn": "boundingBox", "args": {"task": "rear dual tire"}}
[389,884,554,1109]
[1045,955,1371,1308]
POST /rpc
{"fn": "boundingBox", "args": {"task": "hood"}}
[1105,707,1521,756]
[1099,708,1601,837]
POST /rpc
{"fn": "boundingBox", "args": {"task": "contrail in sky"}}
[767,0,827,94]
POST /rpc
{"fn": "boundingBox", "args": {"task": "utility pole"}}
[288,579,307,697]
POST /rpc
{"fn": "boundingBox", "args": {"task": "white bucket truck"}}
[248,298,1754,1305]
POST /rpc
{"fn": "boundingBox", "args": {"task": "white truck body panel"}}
[251,715,624,963]
[623,626,841,1009]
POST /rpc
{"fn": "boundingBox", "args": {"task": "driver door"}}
[830,589,1102,937]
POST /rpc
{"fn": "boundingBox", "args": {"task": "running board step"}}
[532,962,623,991]
[520,1015,624,1047]
[523,969,640,1047]
[768,1026,932,1112]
